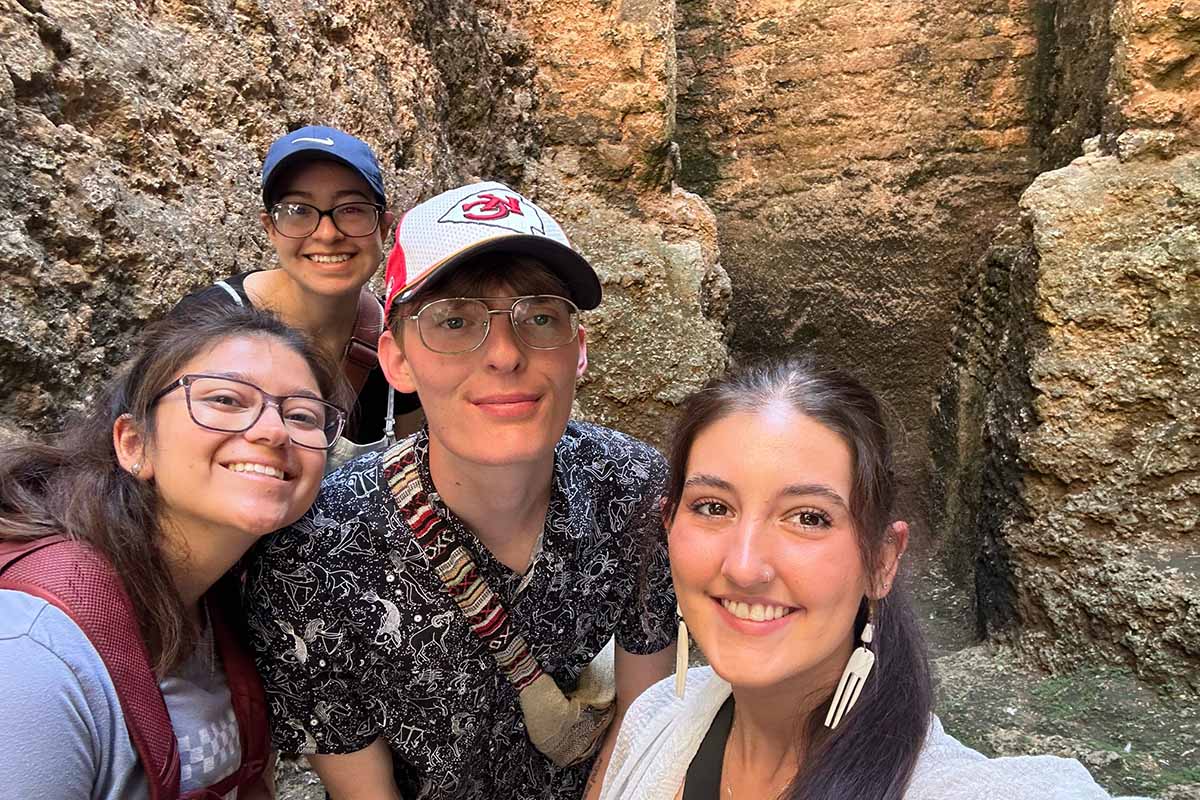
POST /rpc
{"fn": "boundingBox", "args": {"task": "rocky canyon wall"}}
[674,0,1044,487]
[3,0,1197,689]
[931,0,1200,687]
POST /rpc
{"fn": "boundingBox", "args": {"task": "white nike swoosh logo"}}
[291,136,335,146]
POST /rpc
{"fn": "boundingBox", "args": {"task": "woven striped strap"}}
[382,437,544,691]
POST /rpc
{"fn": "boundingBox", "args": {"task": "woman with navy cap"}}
[174,126,421,458]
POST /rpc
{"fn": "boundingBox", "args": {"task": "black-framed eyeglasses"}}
[150,374,347,451]
[267,201,384,239]
[399,295,581,355]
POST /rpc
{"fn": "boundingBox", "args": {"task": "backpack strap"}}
[185,575,269,799]
[0,536,180,800]
[343,288,384,397]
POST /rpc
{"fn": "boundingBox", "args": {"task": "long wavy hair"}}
[665,355,933,800]
[0,303,347,673]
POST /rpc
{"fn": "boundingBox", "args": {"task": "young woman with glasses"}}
[173,125,421,456]
[0,303,350,799]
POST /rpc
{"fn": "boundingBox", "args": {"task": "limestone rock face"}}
[1012,149,1200,687]
[933,149,1200,688]
[0,0,728,444]
[674,0,1043,470]
[931,0,1200,689]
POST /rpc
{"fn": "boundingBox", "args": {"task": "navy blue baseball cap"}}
[260,125,386,207]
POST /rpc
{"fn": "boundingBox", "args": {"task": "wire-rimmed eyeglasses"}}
[398,295,581,355]
[150,374,347,451]
[268,201,383,239]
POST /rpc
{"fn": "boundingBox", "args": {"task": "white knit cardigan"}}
[599,667,1150,800]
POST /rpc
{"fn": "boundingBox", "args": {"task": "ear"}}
[259,210,274,238]
[113,413,154,481]
[380,210,396,240]
[575,325,588,378]
[379,329,418,394]
[871,520,909,599]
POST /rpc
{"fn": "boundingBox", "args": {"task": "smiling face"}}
[260,159,391,298]
[379,277,587,470]
[141,335,328,547]
[669,403,872,697]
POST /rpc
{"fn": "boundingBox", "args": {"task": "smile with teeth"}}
[226,462,287,480]
[306,254,352,264]
[721,598,796,622]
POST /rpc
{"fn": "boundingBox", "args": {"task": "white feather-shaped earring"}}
[825,601,876,729]
[674,605,689,698]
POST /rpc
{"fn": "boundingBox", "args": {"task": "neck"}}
[426,436,554,574]
[727,683,806,783]
[160,520,256,618]
[250,269,360,361]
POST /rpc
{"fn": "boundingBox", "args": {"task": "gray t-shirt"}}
[0,589,241,799]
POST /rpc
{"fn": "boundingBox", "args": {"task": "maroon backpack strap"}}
[189,576,270,799]
[343,288,384,397]
[0,536,180,800]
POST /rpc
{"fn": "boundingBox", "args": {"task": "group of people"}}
[0,127,1145,800]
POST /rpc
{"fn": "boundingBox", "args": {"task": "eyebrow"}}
[278,189,372,202]
[684,474,847,508]
[780,483,848,508]
[203,372,322,399]
[684,474,735,492]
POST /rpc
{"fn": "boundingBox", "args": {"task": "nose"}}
[311,210,343,241]
[480,310,525,373]
[720,517,776,588]
[245,402,292,447]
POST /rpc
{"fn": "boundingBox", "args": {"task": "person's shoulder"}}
[0,588,58,639]
[562,420,666,470]
[170,271,257,314]
[907,716,1148,800]
[258,450,388,559]
[0,588,111,686]
[624,666,728,741]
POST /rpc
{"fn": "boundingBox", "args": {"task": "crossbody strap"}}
[343,289,384,397]
[381,439,545,690]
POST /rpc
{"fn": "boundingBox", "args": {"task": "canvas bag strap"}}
[381,438,545,689]
[342,288,384,397]
[380,438,615,766]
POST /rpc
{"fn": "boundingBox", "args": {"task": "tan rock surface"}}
[675,0,1043,477]
[512,0,731,448]
[1010,148,1200,687]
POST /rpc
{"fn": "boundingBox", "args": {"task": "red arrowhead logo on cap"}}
[439,190,547,235]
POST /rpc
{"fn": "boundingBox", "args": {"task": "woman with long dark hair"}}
[599,357,1146,800]
[0,304,349,799]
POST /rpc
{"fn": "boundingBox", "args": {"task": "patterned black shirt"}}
[244,421,676,799]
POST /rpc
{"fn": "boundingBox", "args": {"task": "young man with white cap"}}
[245,182,677,799]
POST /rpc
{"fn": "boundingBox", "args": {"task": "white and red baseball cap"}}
[383,182,602,315]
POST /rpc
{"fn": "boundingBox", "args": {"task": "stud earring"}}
[824,600,876,729]
[130,461,143,477]
[674,605,689,698]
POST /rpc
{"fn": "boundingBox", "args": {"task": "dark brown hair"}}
[666,355,933,800]
[0,303,347,672]
[386,254,571,332]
